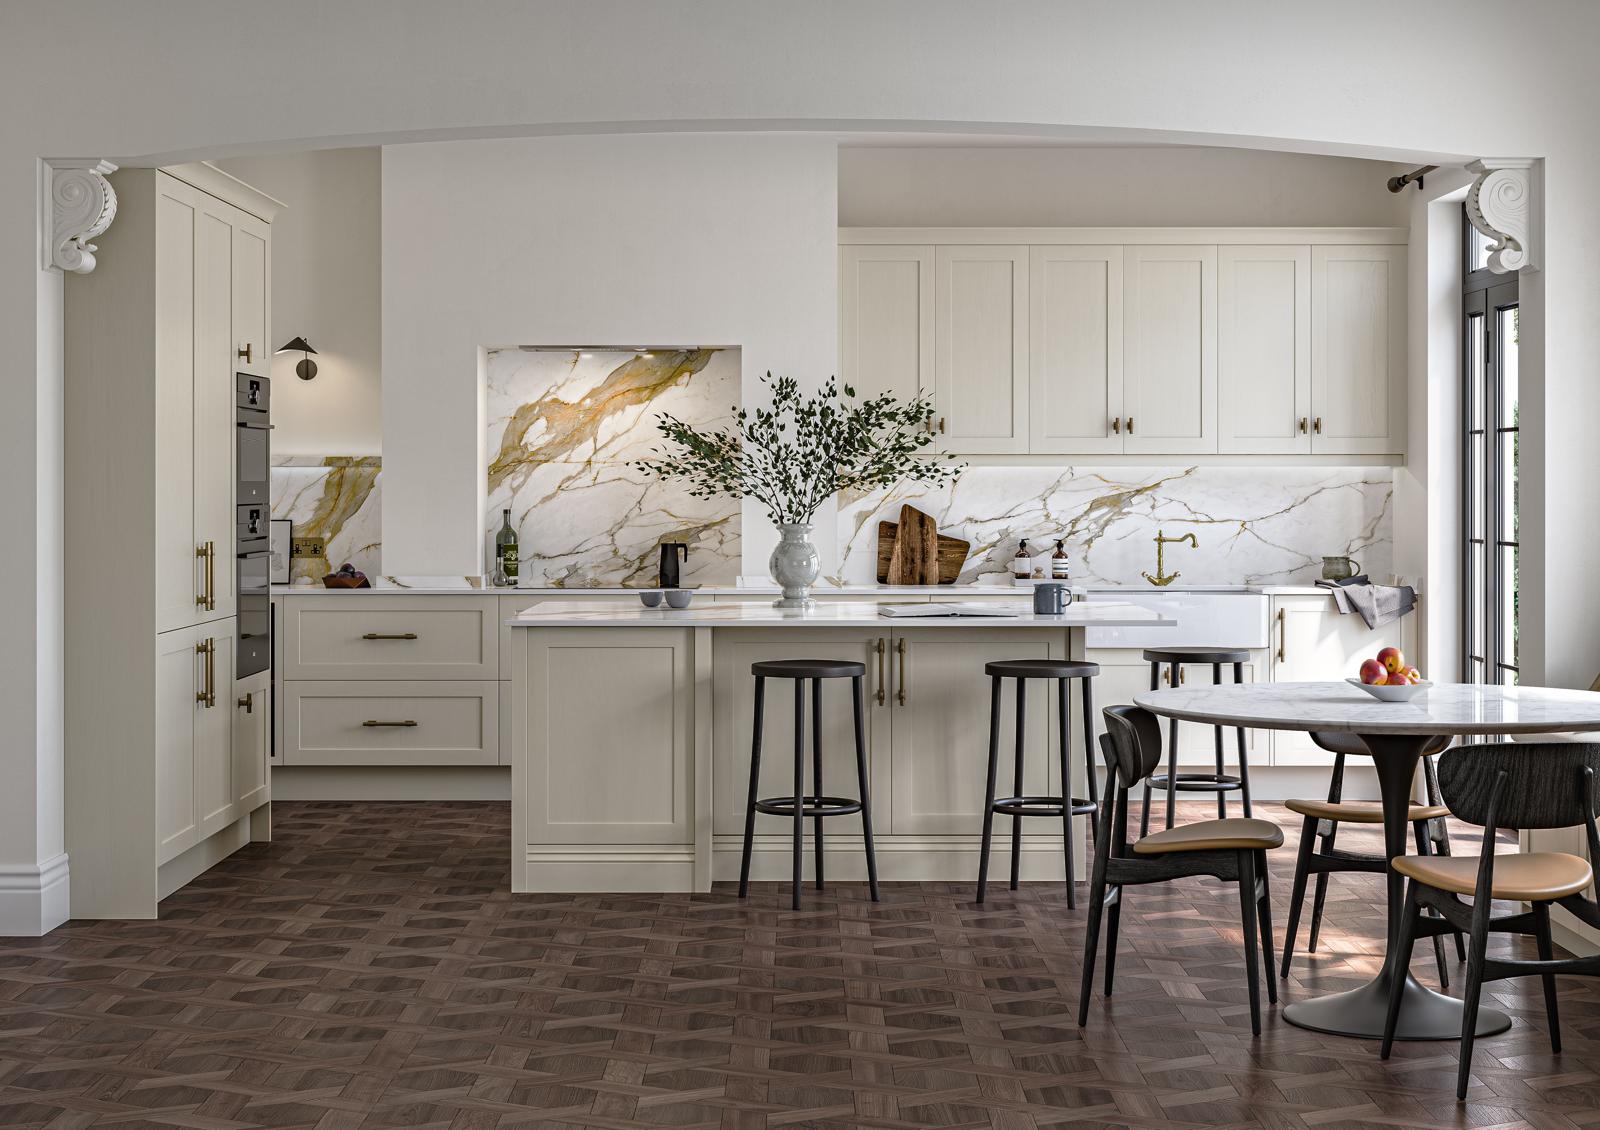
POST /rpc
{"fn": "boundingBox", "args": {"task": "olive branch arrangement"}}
[632,373,963,525]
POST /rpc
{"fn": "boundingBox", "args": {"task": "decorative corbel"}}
[1465,158,1539,273]
[45,159,118,274]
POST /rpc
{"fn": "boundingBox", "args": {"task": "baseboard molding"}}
[271,765,510,801]
[0,852,70,936]
[517,844,697,893]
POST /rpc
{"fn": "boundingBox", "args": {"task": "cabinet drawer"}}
[283,597,498,679]
[283,680,499,766]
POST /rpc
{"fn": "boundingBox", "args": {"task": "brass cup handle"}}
[195,541,216,611]
[896,637,907,706]
[195,638,216,707]
[874,638,886,706]
[237,692,253,713]
[363,720,418,728]
[362,632,419,640]
[238,343,253,363]
[1276,607,1287,663]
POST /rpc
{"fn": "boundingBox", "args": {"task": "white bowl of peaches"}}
[1346,647,1430,702]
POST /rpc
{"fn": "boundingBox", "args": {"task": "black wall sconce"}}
[276,336,319,381]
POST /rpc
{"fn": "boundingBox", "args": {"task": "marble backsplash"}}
[484,348,742,586]
[833,466,1392,588]
[271,456,382,582]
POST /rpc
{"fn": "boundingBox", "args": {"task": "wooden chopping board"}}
[876,505,969,585]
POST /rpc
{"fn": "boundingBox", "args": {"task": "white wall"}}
[381,134,838,576]
[840,146,1410,228]
[215,148,382,455]
[5,0,1600,931]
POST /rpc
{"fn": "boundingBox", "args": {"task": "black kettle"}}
[658,542,688,588]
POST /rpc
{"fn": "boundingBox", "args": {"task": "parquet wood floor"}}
[2,801,1597,1129]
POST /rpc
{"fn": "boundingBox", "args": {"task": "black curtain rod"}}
[1387,165,1439,193]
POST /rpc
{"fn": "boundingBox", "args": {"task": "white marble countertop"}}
[272,579,1335,598]
[1136,680,1600,736]
[506,598,1176,629]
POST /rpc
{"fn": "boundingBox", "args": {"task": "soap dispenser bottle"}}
[1011,539,1033,583]
[1051,540,1070,581]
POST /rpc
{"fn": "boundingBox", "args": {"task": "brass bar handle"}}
[1298,417,1308,434]
[896,637,907,706]
[1126,417,1134,435]
[1313,416,1322,435]
[1276,607,1287,663]
[237,692,253,713]
[1160,668,1188,686]
[363,720,418,728]
[362,632,419,640]
[195,638,216,707]
[195,541,216,610]
[238,343,253,363]
[1111,417,1121,434]
[874,638,886,706]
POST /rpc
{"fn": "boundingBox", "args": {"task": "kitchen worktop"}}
[504,598,1176,628]
[271,579,1338,597]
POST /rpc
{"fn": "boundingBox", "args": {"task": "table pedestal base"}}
[1284,970,1509,1041]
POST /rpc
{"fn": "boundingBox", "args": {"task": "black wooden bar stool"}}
[1140,647,1254,835]
[738,658,879,911]
[976,658,1101,907]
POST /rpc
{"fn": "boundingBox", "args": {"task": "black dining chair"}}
[1079,704,1284,1035]
[1380,742,1600,1100]
[1281,731,1465,985]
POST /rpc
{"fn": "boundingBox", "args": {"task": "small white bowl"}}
[1347,677,1431,702]
[638,590,663,608]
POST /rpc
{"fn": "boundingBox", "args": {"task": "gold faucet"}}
[1143,529,1198,587]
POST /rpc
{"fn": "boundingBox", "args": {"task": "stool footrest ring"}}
[1148,772,1242,793]
[754,794,863,818]
[991,794,1099,818]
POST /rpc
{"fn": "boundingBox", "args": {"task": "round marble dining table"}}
[1133,680,1600,1040]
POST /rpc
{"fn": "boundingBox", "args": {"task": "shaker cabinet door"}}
[935,245,1029,454]
[193,197,237,622]
[154,182,200,635]
[194,621,238,840]
[1311,245,1406,455]
[1121,245,1217,454]
[232,214,271,377]
[1218,245,1310,454]
[1029,246,1124,455]
[840,245,934,407]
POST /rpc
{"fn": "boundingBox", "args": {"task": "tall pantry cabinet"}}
[65,165,278,918]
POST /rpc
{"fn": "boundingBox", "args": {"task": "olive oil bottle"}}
[495,508,519,585]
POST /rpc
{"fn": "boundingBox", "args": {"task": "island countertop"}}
[504,598,1175,628]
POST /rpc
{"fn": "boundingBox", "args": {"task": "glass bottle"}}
[496,509,519,586]
[1011,539,1032,583]
[1051,539,1070,581]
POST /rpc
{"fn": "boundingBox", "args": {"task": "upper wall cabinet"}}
[1029,246,1123,455]
[1218,245,1311,455]
[841,230,1407,460]
[935,245,1029,454]
[1121,245,1217,456]
[1311,245,1407,455]
[839,245,933,405]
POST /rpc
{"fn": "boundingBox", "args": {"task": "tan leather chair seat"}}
[1133,817,1285,855]
[1393,852,1594,901]
[1285,798,1449,824]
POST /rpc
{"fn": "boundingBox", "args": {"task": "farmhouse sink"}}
[1080,590,1269,650]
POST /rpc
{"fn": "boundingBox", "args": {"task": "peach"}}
[1377,646,1405,673]
[1359,658,1387,685]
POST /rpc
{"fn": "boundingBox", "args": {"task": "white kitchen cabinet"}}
[233,670,271,812]
[232,215,271,377]
[284,680,499,767]
[1218,245,1311,455]
[65,165,278,917]
[1268,594,1413,764]
[1311,245,1406,455]
[935,245,1029,454]
[1121,245,1217,455]
[839,245,933,406]
[1090,656,1265,766]
[1029,246,1124,454]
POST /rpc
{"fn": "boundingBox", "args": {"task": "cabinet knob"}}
[238,343,253,363]
[1313,416,1322,435]
[1126,417,1134,435]
[1111,417,1121,434]
[1298,417,1308,434]
[937,416,946,435]
[237,692,253,713]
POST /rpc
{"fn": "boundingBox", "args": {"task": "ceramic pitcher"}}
[1321,555,1360,581]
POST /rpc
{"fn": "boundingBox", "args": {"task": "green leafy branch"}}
[633,373,963,525]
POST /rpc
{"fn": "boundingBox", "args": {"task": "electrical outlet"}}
[291,536,326,558]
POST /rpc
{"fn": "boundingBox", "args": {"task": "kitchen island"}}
[504,599,1173,892]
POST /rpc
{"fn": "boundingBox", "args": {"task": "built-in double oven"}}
[236,373,271,678]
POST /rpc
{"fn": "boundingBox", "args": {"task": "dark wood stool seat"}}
[1142,646,1250,665]
[751,658,866,679]
[984,658,1100,679]
[976,658,1101,907]
[1139,649,1255,833]
[738,659,878,910]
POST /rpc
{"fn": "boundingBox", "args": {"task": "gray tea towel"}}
[1316,575,1416,629]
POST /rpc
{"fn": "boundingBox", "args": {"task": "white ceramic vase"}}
[769,522,820,608]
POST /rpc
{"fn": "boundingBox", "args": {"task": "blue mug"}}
[1032,582,1069,615]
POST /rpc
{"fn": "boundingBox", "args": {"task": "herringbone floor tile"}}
[1,801,1596,1128]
